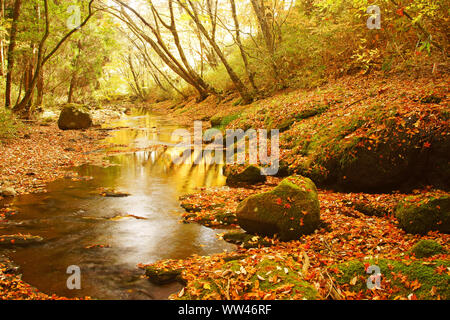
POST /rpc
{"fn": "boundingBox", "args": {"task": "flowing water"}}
[0,109,235,299]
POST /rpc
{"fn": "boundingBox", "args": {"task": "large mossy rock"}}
[58,104,92,130]
[236,175,320,240]
[334,130,450,191]
[395,195,450,234]
[225,165,267,185]
[293,109,450,192]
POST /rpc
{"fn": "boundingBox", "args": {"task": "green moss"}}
[215,211,238,225]
[233,98,243,106]
[249,259,318,299]
[333,258,450,299]
[226,165,266,185]
[145,266,184,285]
[409,240,445,258]
[236,175,320,240]
[395,195,450,234]
[211,111,242,130]
[294,105,329,120]
[179,258,318,300]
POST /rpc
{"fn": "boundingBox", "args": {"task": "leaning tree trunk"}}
[177,0,253,104]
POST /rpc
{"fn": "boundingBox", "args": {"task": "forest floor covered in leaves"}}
[142,73,450,300]
[1,74,449,300]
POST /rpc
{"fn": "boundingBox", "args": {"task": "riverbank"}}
[0,106,126,300]
[140,73,450,300]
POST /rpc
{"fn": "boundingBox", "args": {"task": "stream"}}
[0,109,235,300]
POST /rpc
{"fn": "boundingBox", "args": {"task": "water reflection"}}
[0,110,234,300]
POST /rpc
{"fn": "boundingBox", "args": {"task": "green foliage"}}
[333,258,450,299]
[0,108,20,140]
[211,111,242,130]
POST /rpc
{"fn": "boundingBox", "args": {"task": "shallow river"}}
[0,109,235,299]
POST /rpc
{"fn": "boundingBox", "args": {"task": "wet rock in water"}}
[225,165,267,185]
[0,187,17,197]
[145,266,184,285]
[0,255,20,274]
[395,195,450,234]
[0,234,44,247]
[58,103,92,130]
[101,190,130,197]
[409,240,445,258]
[236,175,320,241]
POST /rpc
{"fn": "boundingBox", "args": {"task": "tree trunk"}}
[249,0,279,80]
[5,0,22,108]
[178,0,253,104]
[230,0,258,93]
[67,73,76,103]
[36,65,44,106]
[13,0,95,116]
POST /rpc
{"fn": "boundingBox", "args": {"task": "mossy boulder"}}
[236,175,320,240]
[409,240,445,258]
[145,266,184,285]
[291,109,450,192]
[332,258,450,299]
[58,103,92,130]
[225,165,267,185]
[395,195,450,234]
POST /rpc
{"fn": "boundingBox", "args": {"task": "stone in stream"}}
[0,187,17,197]
[103,191,130,198]
[236,175,320,241]
[0,255,20,274]
[58,103,92,130]
[145,266,185,285]
[0,234,44,247]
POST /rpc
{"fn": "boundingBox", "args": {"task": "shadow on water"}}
[0,109,234,300]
